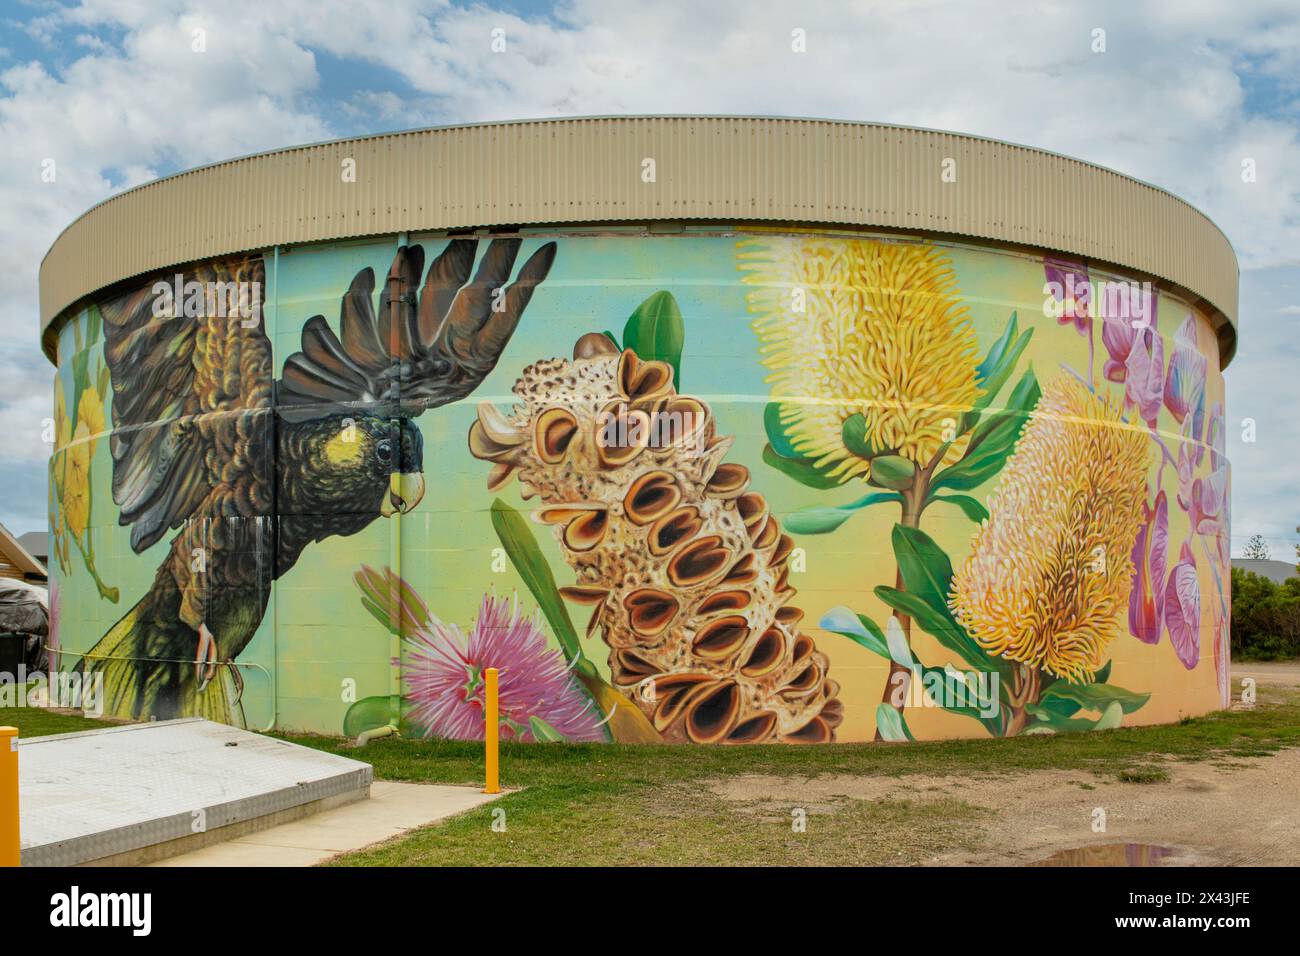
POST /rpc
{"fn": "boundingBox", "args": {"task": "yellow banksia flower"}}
[63,421,92,538]
[740,237,982,481]
[77,386,106,456]
[54,386,70,451]
[949,375,1150,682]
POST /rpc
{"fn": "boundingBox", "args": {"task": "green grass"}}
[1115,766,1169,784]
[0,706,117,738]
[7,689,1296,866]
[271,687,1300,866]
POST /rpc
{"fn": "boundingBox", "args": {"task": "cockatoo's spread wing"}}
[278,237,557,421]
[100,255,274,555]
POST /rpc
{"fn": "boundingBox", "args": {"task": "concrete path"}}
[152,781,502,866]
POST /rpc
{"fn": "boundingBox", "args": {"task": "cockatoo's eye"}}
[375,439,393,463]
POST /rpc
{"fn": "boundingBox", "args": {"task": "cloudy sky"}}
[1,0,1296,560]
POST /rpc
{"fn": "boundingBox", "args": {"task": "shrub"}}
[1230,568,1300,661]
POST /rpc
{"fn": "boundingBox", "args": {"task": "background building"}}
[39,117,1236,742]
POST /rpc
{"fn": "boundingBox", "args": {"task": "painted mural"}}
[48,231,1231,743]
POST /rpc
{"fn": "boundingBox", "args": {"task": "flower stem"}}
[874,468,931,739]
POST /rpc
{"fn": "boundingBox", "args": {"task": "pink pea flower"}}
[1163,313,1207,429]
[1099,283,1163,424]
[1128,490,1168,645]
[1044,258,1092,335]
[1187,467,1227,536]
[1163,541,1201,670]
[1213,606,1230,709]
[1204,401,1225,473]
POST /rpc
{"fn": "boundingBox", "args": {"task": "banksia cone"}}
[469,333,843,743]
[949,375,1150,682]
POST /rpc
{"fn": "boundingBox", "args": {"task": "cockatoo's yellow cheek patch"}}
[325,430,366,466]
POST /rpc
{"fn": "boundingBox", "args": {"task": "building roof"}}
[39,115,1239,366]
[1233,559,1298,585]
[16,531,48,559]
[0,522,47,579]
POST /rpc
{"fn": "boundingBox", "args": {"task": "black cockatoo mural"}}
[80,238,556,723]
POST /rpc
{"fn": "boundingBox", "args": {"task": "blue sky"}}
[0,0,1296,562]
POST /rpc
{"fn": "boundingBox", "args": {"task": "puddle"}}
[1029,843,1178,867]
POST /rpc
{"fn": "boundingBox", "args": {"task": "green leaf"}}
[975,314,1033,404]
[868,454,915,490]
[784,492,902,534]
[86,302,103,344]
[1028,695,1083,721]
[489,498,589,673]
[975,312,1019,386]
[873,584,1006,676]
[873,584,970,663]
[841,413,877,459]
[914,663,1003,731]
[967,368,1041,456]
[343,695,401,738]
[762,443,843,490]
[927,493,989,524]
[622,290,685,389]
[819,606,889,657]
[1095,660,1113,684]
[763,402,801,458]
[1040,680,1151,715]
[489,499,638,744]
[930,368,1040,493]
[1026,699,1124,734]
[891,523,954,610]
[1093,700,1125,731]
[875,704,915,742]
[528,715,566,742]
[884,615,918,669]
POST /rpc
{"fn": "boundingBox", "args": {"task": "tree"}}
[1244,533,1271,560]
[1230,567,1300,660]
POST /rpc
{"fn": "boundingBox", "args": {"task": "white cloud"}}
[0,0,1297,546]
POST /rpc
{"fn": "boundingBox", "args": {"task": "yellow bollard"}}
[0,727,18,867]
[484,668,500,794]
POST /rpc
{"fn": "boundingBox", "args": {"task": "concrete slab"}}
[152,780,503,866]
[18,718,372,866]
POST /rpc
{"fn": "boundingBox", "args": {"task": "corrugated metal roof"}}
[38,115,1239,364]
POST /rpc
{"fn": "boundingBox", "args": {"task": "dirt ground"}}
[706,664,1300,866]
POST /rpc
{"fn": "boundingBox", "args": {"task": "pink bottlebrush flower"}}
[1163,541,1201,670]
[1163,313,1207,429]
[1129,490,1168,645]
[400,593,606,743]
[1044,258,1092,335]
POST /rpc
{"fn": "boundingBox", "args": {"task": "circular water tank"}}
[40,117,1235,742]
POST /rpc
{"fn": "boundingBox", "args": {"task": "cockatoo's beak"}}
[382,472,425,517]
